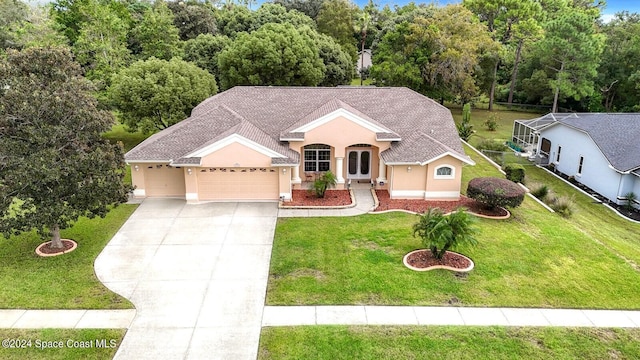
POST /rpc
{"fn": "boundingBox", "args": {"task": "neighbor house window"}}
[556,146,562,162]
[577,156,584,175]
[434,165,455,179]
[304,144,331,172]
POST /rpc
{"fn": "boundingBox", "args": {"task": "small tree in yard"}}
[467,177,525,209]
[413,208,478,260]
[311,171,337,198]
[457,103,474,141]
[0,47,131,249]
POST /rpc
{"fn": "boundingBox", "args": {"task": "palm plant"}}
[412,208,478,260]
[312,171,337,198]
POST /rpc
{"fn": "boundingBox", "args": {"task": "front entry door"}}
[347,150,371,180]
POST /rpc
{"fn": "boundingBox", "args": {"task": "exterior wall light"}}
[187,168,192,175]
[282,168,287,173]
[407,166,412,172]
[134,165,139,172]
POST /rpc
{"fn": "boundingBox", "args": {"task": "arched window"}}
[434,165,455,179]
[304,144,331,172]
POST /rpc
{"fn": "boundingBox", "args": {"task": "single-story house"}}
[125,86,474,202]
[513,113,640,209]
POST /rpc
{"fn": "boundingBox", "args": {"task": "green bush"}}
[529,183,549,201]
[412,208,478,260]
[503,164,525,183]
[476,139,508,152]
[548,195,575,218]
[467,177,525,209]
[624,192,637,211]
[484,113,499,131]
[457,103,474,141]
[311,171,337,198]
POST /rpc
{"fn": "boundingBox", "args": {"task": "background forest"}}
[2,0,640,123]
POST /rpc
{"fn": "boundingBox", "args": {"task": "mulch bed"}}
[287,190,352,207]
[374,190,507,217]
[405,250,471,270]
[36,239,76,255]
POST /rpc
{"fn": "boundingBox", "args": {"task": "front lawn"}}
[266,145,640,309]
[0,329,125,360]
[259,326,640,360]
[0,205,136,309]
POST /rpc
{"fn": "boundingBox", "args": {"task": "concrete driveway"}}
[94,199,279,359]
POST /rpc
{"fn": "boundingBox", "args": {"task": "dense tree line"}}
[2,0,640,118]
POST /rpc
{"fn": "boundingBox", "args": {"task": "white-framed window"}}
[434,165,455,179]
[577,156,584,175]
[304,144,331,172]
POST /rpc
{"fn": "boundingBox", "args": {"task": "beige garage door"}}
[197,167,279,200]
[144,164,186,197]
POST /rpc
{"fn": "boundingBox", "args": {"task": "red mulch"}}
[37,240,75,255]
[287,190,352,207]
[406,250,471,270]
[374,190,507,217]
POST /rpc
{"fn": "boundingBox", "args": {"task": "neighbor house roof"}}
[125,86,472,167]
[537,113,640,173]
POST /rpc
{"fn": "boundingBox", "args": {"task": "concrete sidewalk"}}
[0,309,135,329]
[263,306,640,328]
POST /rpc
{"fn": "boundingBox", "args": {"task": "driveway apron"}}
[94,199,278,359]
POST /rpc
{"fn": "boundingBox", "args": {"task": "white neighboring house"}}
[513,113,640,209]
[357,49,372,76]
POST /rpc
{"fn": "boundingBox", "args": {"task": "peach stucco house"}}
[125,86,475,202]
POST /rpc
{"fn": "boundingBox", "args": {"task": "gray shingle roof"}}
[542,113,640,172]
[125,86,471,166]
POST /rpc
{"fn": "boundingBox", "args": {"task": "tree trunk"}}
[508,39,524,106]
[552,62,564,113]
[50,224,63,249]
[488,60,498,111]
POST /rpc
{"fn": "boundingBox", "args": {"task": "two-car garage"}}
[196,167,279,201]
[141,164,280,201]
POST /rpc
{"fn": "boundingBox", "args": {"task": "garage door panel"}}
[197,168,278,200]
[145,165,185,197]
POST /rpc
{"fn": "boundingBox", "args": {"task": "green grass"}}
[0,205,137,309]
[266,144,640,309]
[0,329,125,360]
[259,326,640,360]
[450,108,540,147]
[350,78,373,86]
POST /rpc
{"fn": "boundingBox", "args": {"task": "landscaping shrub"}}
[412,208,478,260]
[548,195,575,218]
[457,103,474,141]
[624,192,637,211]
[503,163,525,183]
[467,177,525,209]
[476,139,508,152]
[311,171,337,198]
[529,183,550,201]
[484,113,499,131]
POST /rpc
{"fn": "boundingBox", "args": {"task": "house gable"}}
[198,141,273,168]
[292,108,394,136]
[187,134,286,166]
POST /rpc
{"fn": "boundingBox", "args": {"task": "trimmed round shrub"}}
[467,177,525,209]
[503,163,525,183]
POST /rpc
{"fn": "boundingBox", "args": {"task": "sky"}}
[353,0,640,23]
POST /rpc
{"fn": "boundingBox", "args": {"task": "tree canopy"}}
[108,57,218,134]
[0,47,130,248]
[217,23,324,89]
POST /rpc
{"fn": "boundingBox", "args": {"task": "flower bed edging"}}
[279,189,356,209]
[35,239,78,257]
[403,249,474,272]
